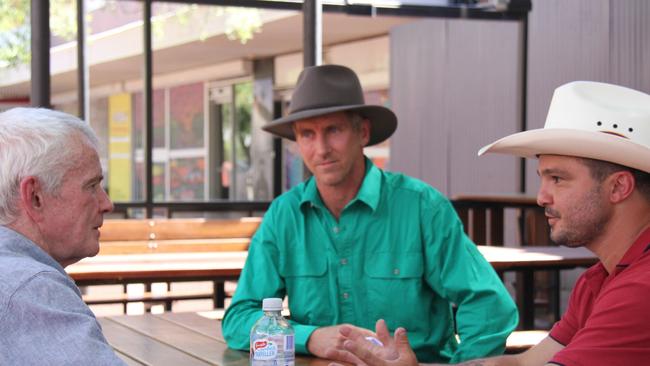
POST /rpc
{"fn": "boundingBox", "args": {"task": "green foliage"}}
[153,4,262,45]
[0,0,77,68]
[235,82,253,165]
[0,0,30,67]
[0,1,263,68]
[224,8,262,44]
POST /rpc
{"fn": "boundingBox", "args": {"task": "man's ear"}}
[19,176,46,222]
[360,118,371,146]
[607,171,635,204]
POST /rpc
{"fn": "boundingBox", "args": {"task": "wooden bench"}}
[81,217,261,311]
[98,217,261,254]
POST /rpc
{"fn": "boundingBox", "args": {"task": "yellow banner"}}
[108,93,132,201]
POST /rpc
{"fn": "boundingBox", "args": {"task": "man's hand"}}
[327,319,419,366]
[308,324,375,362]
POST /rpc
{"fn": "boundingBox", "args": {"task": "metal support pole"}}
[302,0,321,67]
[76,0,87,119]
[144,0,154,218]
[301,0,322,180]
[31,0,51,108]
[519,14,528,194]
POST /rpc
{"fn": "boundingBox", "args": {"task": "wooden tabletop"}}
[479,245,597,271]
[100,311,549,365]
[100,312,331,366]
[67,246,598,286]
[68,251,248,285]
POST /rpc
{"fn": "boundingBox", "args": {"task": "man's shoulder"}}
[0,252,59,291]
[266,181,310,211]
[381,170,446,201]
[0,253,73,317]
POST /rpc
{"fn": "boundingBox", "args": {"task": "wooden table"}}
[480,245,597,328]
[99,311,329,366]
[68,246,596,284]
[69,246,598,329]
[68,252,247,285]
[479,245,596,271]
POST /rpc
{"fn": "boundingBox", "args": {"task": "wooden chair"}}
[451,194,557,330]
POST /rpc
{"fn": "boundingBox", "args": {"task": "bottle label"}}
[253,339,278,360]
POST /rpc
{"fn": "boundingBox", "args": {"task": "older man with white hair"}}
[331,81,650,365]
[0,108,124,365]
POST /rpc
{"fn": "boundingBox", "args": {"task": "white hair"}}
[0,107,99,225]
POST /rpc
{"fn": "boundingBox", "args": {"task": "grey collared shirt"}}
[0,226,125,365]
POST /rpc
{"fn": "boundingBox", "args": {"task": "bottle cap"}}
[262,298,283,311]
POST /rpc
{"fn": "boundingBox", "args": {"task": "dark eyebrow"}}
[537,168,569,177]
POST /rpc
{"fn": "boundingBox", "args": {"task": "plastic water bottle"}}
[250,298,295,366]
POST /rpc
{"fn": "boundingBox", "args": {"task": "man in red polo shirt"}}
[326,81,650,366]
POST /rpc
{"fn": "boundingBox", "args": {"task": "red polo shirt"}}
[549,227,650,366]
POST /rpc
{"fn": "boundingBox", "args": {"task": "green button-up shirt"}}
[222,159,517,363]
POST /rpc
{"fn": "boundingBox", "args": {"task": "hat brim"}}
[262,104,397,146]
[479,128,650,173]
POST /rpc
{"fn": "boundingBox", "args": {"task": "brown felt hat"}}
[262,64,397,146]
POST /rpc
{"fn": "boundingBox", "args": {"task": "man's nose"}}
[314,133,331,155]
[100,188,114,213]
[537,184,551,208]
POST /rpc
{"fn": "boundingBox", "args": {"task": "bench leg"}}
[522,270,535,329]
[164,282,172,312]
[214,281,226,309]
[122,284,128,314]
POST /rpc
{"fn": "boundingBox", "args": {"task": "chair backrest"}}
[99,217,262,242]
[97,217,263,255]
[451,194,550,246]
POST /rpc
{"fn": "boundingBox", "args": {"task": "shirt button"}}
[342,292,349,299]
[333,226,340,234]
[393,268,400,275]
[340,258,348,265]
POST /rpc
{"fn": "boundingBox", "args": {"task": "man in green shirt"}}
[222,64,517,364]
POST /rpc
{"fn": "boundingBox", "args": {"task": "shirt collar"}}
[614,225,650,272]
[299,157,382,213]
[585,225,650,287]
[0,225,67,277]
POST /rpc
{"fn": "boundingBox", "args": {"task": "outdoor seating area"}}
[68,195,597,333]
[64,192,598,360]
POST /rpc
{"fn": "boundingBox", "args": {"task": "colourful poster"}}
[108,93,132,201]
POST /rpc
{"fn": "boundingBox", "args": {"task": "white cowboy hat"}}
[478,81,650,173]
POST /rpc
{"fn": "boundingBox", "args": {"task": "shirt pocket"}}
[279,243,331,324]
[364,251,425,326]
[365,251,424,279]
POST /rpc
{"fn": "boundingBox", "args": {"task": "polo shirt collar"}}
[584,225,650,289]
[299,157,382,213]
[614,225,650,272]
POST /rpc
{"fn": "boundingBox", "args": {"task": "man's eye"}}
[552,176,561,183]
